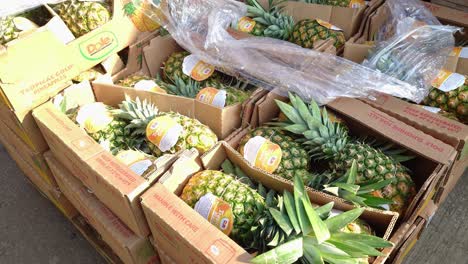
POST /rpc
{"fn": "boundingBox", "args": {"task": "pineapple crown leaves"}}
[246,0,295,40]
[252,174,393,263]
[112,95,159,136]
[322,160,395,210]
[165,75,202,98]
[273,92,349,159]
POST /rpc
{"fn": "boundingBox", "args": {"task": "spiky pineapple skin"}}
[180,170,265,247]
[203,78,253,105]
[0,16,21,45]
[423,83,468,124]
[148,112,218,156]
[162,51,191,82]
[117,74,153,87]
[289,19,346,49]
[331,142,416,213]
[53,0,111,37]
[326,0,351,7]
[238,127,310,181]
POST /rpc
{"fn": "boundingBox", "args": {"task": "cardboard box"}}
[423,2,468,27]
[141,142,398,264]
[0,1,155,116]
[0,120,56,187]
[362,95,468,205]
[94,35,263,139]
[238,92,457,223]
[46,152,159,264]
[33,82,202,237]
[0,133,78,219]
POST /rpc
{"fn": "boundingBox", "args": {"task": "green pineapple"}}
[423,80,468,124]
[52,0,111,37]
[246,0,346,49]
[274,93,416,214]
[113,96,218,156]
[181,169,393,261]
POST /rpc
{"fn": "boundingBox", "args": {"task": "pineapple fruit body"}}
[276,94,416,214]
[289,19,346,49]
[331,142,416,213]
[53,0,111,37]
[181,170,265,247]
[238,127,310,180]
[147,112,218,156]
[423,82,468,124]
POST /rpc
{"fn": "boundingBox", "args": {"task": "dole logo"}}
[79,31,118,61]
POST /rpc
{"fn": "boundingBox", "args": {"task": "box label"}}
[79,31,119,61]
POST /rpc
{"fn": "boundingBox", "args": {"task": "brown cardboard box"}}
[362,95,468,205]
[141,142,399,264]
[229,93,457,225]
[33,82,200,237]
[45,153,159,264]
[0,133,77,219]
[94,35,262,139]
[0,103,49,153]
[0,120,56,187]
[423,2,468,27]
[0,1,155,116]
[445,47,468,76]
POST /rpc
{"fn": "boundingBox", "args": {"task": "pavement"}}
[0,144,466,264]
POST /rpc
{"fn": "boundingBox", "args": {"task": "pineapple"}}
[73,102,131,154]
[52,0,111,37]
[181,170,266,246]
[202,78,254,105]
[117,73,168,94]
[274,93,416,214]
[181,170,392,261]
[246,0,346,49]
[423,80,468,124]
[162,51,191,82]
[238,127,311,180]
[0,15,38,45]
[113,96,218,156]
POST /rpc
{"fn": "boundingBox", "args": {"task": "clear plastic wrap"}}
[133,0,446,104]
[363,0,458,96]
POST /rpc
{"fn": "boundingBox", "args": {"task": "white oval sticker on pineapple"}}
[194,193,234,235]
[243,136,282,174]
[431,70,466,92]
[196,87,227,108]
[316,19,343,31]
[182,55,215,82]
[451,47,468,59]
[349,0,365,8]
[134,80,167,94]
[146,116,183,152]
